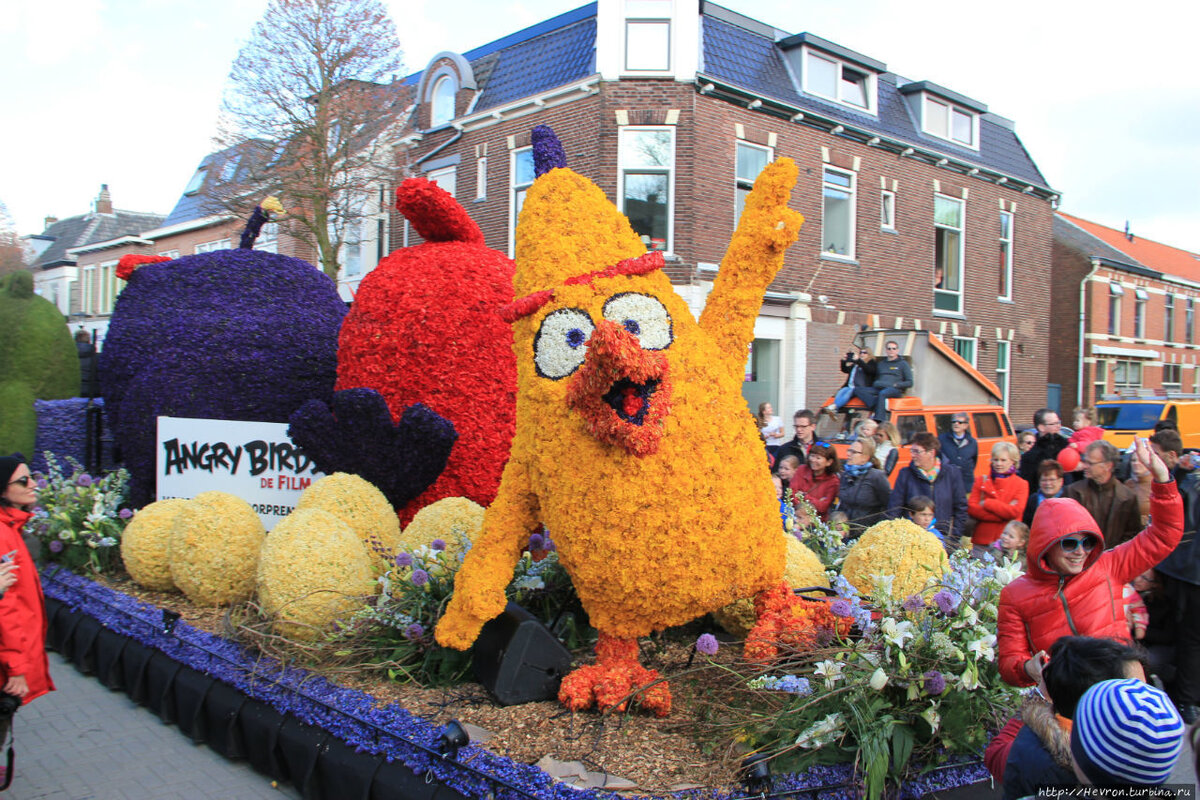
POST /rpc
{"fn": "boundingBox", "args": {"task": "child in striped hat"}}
[1070,678,1185,787]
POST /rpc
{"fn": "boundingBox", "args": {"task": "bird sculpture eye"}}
[533,308,595,379]
[602,293,673,350]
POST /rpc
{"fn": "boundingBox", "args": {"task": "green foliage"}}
[0,271,79,453]
[27,452,130,574]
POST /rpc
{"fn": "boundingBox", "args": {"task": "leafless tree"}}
[0,202,28,277]
[214,0,408,279]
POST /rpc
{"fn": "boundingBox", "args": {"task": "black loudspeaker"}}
[471,602,573,706]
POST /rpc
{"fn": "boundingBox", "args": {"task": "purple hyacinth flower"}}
[933,590,959,615]
[411,569,430,587]
[923,670,946,695]
[118,508,133,519]
[394,552,414,568]
[430,539,446,551]
[404,623,425,640]
[695,633,719,656]
[902,594,926,612]
[48,540,64,553]
[829,598,854,618]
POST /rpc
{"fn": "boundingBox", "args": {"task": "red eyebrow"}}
[498,251,664,323]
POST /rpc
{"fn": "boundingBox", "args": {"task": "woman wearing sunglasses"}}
[0,454,55,731]
[996,438,1183,688]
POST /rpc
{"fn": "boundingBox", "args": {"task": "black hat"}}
[0,453,27,487]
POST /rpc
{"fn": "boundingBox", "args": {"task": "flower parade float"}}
[98,200,351,507]
[291,178,517,523]
[0,269,80,455]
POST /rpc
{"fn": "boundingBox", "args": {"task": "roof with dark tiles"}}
[475,15,596,111]
[31,208,164,270]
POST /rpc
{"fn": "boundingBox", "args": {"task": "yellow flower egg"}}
[399,496,484,557]
[841,519,949,601]
[169,491,265,606]
[295,472,400,557]
[121,498,192,592]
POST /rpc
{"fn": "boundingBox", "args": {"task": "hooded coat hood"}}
[1025,497,1104,581]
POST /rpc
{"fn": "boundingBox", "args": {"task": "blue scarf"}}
[843,462,870,478]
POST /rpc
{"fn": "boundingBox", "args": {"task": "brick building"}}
[1051,212,1200,408]
[392,0,1057,423]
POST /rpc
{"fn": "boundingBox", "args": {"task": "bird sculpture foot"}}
[558,633,671,717]
[744,582,850,663]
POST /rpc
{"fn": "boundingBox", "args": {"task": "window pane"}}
[514,149,535,186]
[999,241,1011,295]
[935,229,961,291]
[999,212,1012,239]
[880,192,894,228]
[431,76,456,126]
[625,20,670,70]
[974,412,1002,438]
[624,172,669,250]
[952,109,973,144]
[840,67,868,108]
[621,129,673,167]
[806,52,838,98]
[824,169,852,189]
[925,98,949,137]
[736,143,769,182]
[934,195,961,227]
[823,186,852,255]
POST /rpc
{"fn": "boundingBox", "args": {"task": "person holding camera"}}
[825,346,876,416]
[0,454,55,748]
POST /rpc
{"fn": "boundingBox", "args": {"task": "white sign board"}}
[156,417,324,529]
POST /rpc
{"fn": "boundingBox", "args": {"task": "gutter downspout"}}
[1078,258,1102,406]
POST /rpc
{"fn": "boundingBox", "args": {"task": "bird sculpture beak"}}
[566,320,672,456]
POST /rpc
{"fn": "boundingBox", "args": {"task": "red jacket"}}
[967,472,1029,546]
[790,466,839,520]
[0,507,54,705]
[996,480,1182,686]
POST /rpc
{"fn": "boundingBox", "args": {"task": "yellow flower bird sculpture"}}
[435,126,804,715]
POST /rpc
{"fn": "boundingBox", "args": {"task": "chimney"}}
[95,184,113,215]
[44,215,58,229]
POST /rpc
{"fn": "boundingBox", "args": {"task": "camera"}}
[0,692,20,717]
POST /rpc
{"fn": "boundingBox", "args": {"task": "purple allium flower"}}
[527,533,545,551]
[923,670,946,696]
[49,540,64,554]
[118,508,133,519]
[695,633,719,656]
[902,594,926,612]
[830,598,854,618]
[410,569,429,587]
[394,552,414,568]
[76,474,93,487]
[404,623,425,640]
[933,590,960,615]
[430,539,446,551]
[36,479,48,489]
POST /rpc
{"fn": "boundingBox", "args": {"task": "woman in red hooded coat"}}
[0,454,54,726]
[996,438,1182,687]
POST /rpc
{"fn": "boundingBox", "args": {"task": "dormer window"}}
[924,96,976,146]
[183,168,207,196]
[805,50,872,110]
[624,0,671,72]
[431,75,456,127]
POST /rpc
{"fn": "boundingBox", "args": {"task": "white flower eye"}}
[602,293,673,350]
[533,308,595,379]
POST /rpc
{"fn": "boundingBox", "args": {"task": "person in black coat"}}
[1017,408,1069,492]
[827,347,876,414]
[938,412,979,479]
[838,437,891,536]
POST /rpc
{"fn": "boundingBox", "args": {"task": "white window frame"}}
[509,146,534,257]
[880,190,895,231]
[430,75,456,127]
[194,238,231,254]
[426,165,457,197]
[995,339,1010,410]
[801,47,877,114]
[1093,360,1108,401]
[623,0,671,73]
[1113,359,1143,391]
[81,265,95,315]
[735,141,772,226]
[97,260,118,314]
[921,95,979,149]
[157,249,180,259]
[1109,284,1124,336]
[1165,294,1176,342]
[998,210,1014,301]
[475,157,488,201]
[183,168,206,195]
[1163,363,1183,392]
[821,165,856,260]
[1134,287,1148,338]
[934,193,965,315]
[617,125,676,254]
[953,336,977,367]
[1189,298,1196,344]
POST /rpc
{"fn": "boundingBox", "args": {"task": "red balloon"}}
[1057,446,1081,471]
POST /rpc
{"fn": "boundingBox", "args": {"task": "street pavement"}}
[7,652,300,800]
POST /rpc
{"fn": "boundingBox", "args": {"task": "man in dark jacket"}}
[860,340,912,423]
[1018,408,1070,492]
[937,413,978,480]
[886,432,967,540]
[773,410,816,472]
[1065,440,1142,548]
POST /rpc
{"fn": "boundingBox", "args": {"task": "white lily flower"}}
[875,574,896,600]
[879,617,915,649]
[814,660,844,688]
[921,702,941,733]
[993,560,1024,586]
[869,667,889,691]
[794,713,844,749]
[967,634,997,662]
[960,663,981,690]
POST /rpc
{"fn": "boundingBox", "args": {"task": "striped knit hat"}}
[1070,679,1184,786]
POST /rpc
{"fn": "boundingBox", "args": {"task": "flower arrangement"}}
[98,246,347,506]
[27,453,130,574]
[333,178,517,524]
[723,550,1024,799]
[841,518,950,600]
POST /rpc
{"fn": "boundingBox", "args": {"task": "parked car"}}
[1096,396,1200,450]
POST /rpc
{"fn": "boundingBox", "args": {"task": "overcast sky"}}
[3,0,1197,252]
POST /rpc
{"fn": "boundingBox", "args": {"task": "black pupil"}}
[623,319,640,335]
[566,328,586,348]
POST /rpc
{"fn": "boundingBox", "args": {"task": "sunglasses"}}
[6,476,31,488]
[1058,535,1099,553]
